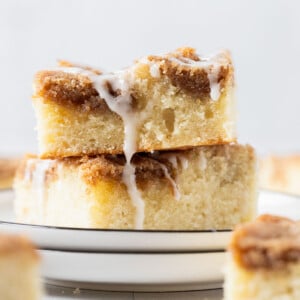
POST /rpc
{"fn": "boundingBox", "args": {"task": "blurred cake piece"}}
[224,214,300,300]
[0,233,42,300]
[33,47,236,158]
[14,144,256,230]
[0,158,20,189]
[260,155,300,195]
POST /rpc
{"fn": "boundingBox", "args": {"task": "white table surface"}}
[45,285,222,300]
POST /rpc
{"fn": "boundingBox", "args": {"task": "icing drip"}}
[59,66,146,229]
[158,163,180,200]
[24,159,35,182]
[25,159,54,218]
[207,68,221,101]
[149,63,160,78]
[166,155,178,169]
[91,71,145,229]
[178,155,189,170]
[199,151,207,171]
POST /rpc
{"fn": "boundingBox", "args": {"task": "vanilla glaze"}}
[24,159,54,218]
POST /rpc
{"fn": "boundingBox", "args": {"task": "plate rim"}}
[40,249,225,291]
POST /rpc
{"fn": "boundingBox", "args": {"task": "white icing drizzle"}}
[178,155,189,170]
[207,68,221,101]
[223,121,235,138]
[198,151,207,171]
[55,163,64,192]
[58,66,146,229]
[158,163,180,200]
[25,159,54,218]
[149,63,161,78]
[24,159,35,182]
[91,71,145,229]
[166,155,178,169]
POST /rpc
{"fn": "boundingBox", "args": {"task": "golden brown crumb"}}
[174,47,201,61]
[148,47,233,98]
[58,60,102,75]
[230,214,300,270]
[58,153,176,185]
[162,60,211,99]
[34,71,110,112]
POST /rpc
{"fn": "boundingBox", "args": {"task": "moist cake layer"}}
[33,47,236,158]
[14,144,257,230]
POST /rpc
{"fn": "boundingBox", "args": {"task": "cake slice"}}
[0,233,42,300]
[14,144,256,230]
[224,215,300,300]
[260,155,300,195]
[33,47,236,158]
[0,158,20,189]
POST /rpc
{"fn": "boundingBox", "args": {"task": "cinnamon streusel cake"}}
[14,144,256,230]
[0,233,42,300]
[260,155,300,195]
[33,47,236,158]
[224,215,300,300]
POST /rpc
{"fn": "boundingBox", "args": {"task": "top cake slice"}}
[33,47,236,158]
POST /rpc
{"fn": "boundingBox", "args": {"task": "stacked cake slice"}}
[14,47,257,230]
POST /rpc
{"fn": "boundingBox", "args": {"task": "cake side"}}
[224,256,300,300]
[260,155,300,195]
[224,215,300,300]
[14,144,257,230]
[0,234,42,300]
[32,47,236,157]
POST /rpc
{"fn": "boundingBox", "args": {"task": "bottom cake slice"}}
[14,144,257,230]
[0,233,42,300]
[224,215,300,300]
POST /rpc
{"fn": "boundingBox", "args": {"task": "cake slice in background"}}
[224,214,300,300]
[0,233,42,300]
[14,144,257,230]
[260,155,300,195]
[33,47,236,158]
[0,158,20,189]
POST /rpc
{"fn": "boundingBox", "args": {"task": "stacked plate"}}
[0,190,300,292]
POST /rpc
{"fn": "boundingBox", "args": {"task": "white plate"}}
[41,250,225,292]
[1,190,300,252]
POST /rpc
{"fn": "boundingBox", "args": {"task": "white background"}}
[0,0,299,156]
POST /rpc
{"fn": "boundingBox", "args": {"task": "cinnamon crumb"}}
[230,215,300,270]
